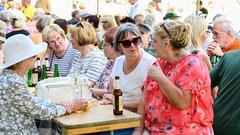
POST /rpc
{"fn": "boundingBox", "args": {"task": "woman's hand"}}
[147,62,163,81]
[99,94,113,105]
[60,99,88,114]
[46,71,54,77]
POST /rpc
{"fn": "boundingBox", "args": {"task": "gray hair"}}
[0,10,11,23]
[144,14,156,28]
[36,15,53,32]
[113,22,142,52]
[215,19,237,37]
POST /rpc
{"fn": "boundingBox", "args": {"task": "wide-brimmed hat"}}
[0,34,47,69]
[0,20,7,42]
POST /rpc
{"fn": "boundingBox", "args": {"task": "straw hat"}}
[0,34,47,69]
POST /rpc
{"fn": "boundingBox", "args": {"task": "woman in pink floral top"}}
[133,20,213,135]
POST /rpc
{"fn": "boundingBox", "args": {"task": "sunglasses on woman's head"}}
[119,37,141,48]
[76,22,84,28]
[161,22,172,39]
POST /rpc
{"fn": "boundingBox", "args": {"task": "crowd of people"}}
[1,0,240,135]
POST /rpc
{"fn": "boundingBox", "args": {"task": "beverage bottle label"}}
[119,96,123,111]
[32,73,38,85]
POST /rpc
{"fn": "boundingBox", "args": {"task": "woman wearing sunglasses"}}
[101,23,156,113]
[90,27,122,99]
[0,35,88,134]
[133,20,213,135]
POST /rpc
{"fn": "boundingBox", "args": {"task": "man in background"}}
[21,0,36,21]
[207,19,240,57]
[211,50,240,134]
[67,10,80,25]
[128,0,148,18]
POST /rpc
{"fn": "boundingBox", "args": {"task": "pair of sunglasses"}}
[161,22,172,39]
[119,37,141,48]
[76,22,84,28]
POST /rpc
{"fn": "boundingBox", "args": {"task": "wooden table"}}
[53,102,141,135]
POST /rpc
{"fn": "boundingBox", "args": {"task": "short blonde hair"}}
[101,15,117,28]
[185,15,208,49]
[42,24,66,43]
[70,22,97,46]
[154,20,191,49]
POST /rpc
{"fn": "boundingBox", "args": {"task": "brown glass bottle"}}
[32,57,41,86]
[113,76,123,115]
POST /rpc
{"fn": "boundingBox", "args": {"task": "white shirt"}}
[111,50,156,102]
[129,0,149,18]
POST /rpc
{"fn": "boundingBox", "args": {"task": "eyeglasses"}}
[49,36,62,45]
[101,21,108,24]
[119,37,141,48]
[76,22,84,28]
[32,55,37,59]
[212,30,223,37]
[0,40,4,45]
[161,23,172,39]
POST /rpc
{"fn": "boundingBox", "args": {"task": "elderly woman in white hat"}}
[0,34,88,134]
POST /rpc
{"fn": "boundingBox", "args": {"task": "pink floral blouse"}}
[144,54,213,135]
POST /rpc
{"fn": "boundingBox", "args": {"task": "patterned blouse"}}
[95,60,114,89]
[144,54,213,135]
[0,69,66,135]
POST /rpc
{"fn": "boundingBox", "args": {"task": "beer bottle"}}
[45,58,50,71]
[53,64,60,77]
[27,69,33,87]
[210,55,217,65]
[113,76,123,115]
[41,65,48,80]
[32,57,41,86]
[210,55,221,68]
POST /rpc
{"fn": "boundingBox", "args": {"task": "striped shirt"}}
[69,47,107,83]
[49,43,77,77]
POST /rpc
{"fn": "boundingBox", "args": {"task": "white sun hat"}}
[0,34,47,70]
